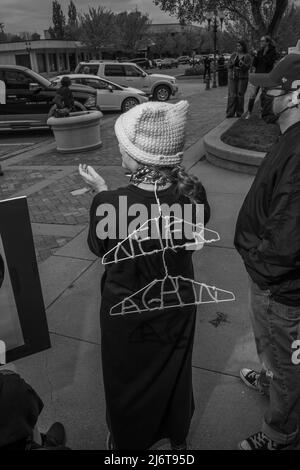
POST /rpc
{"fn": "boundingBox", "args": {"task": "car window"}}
[77,64,99,75]
[81,78,106,89]
[5,70,31,89]
[104,65,125,77]
[124,65,144,77]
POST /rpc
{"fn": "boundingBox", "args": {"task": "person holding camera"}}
[226,41,252,118]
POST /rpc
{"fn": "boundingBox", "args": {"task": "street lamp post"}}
[205,9,224,88]
[25,41,32,69]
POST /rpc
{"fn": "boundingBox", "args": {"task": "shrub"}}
[184,64,204,76]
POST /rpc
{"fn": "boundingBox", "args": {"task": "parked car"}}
[177,55,191,64]
[75,61,178,102]
[189,55,202,65]
[0,65,98,131]
[128,58,153,70]
[223,53,231,62]
[51,74,148,112]
[159,58,179,69]
[153,58,163,68]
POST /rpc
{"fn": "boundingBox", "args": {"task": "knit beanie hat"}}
[114,100,189,167]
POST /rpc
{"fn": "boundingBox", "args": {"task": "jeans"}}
[203,67,211,80]
[248,83,260,100]
[226,78,248,117]
[248,277,300,445]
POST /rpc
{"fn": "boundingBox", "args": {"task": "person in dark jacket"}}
[203,56,212,82]
[79,100,210,450]
[244,36,278,119]
[49,76,74,117]
[226,40,252,118]
[234,54,300,450]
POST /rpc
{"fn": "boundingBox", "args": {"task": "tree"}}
[68,0,78,27]
[19,31,33,40]
[49,0,66,39]
[31,32,41,40]
[153,0,290,40]
[115,10,150,53]
[277,4,300,51]
[65,0,80,40]
[79,6,118,58]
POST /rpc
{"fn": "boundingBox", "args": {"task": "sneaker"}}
[243,111,251,120]
[170,439,187,451]
[239,431,297,450]
[240,368,268,395]
[42,422,66,448]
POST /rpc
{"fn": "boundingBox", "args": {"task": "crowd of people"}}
[1,41,300,452]
[226,35,279,118]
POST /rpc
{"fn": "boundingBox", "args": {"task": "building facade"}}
[0,40,91,74]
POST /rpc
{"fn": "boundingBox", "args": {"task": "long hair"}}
[238,40,248,54]
[161,165,208,205]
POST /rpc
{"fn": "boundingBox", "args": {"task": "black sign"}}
[0,196,51,363]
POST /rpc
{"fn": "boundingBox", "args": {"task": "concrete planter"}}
[47,110,103,153]
[203,119,266,175]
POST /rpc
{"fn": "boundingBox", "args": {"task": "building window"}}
[69,53,76,71]
[37,53,46,73]
[48,53,58,72]
[59,52,67,71]
[15,54,31,68]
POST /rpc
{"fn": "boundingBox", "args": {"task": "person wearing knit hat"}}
[114,100,189,167]
[79,100,210,450]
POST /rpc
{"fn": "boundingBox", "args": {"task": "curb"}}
[0,138,54,162]
[183,137,205,172]
[203,119,266,175]
[1,140,57,168]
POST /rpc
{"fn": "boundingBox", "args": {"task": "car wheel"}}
[153,85,171,102]
[121,97,139,113]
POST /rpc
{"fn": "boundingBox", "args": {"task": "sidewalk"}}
[0,86,266,450]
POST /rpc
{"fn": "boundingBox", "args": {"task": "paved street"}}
[0,81,266,450]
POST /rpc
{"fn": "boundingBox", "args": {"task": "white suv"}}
[75,61,178,101]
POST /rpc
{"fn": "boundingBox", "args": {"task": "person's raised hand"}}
[79,164,108,192]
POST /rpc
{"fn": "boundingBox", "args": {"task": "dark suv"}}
[0,65,98,131]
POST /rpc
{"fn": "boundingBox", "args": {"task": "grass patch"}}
[221,111,280,152]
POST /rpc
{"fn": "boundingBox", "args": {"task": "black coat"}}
[252,45,277,73]
[234,121,300,306]
[88,183,210,449]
